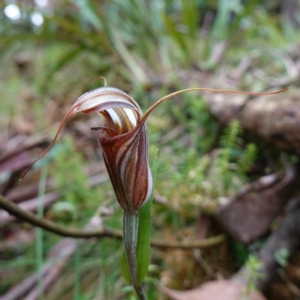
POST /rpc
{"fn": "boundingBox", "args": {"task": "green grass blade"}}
[163,14,188,55]
[36,166,48,300]
[75,0,102,30]
[181,0,198,38]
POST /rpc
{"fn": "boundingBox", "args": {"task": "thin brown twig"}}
[0,194,225,249]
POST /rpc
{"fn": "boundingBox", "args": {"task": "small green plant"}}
[210,120,257,197]
[241,254,263,300]
[51,138,102,223]
[274,248,289,267]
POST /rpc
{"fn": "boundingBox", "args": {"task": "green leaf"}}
[121,249,131,283]
[110,29,150,84]
[163,14,188,55]
[136,197,152,284]
[74,0,103,30]
[181,0,198,39]
[43,48,82,88]
[121,198,152,284]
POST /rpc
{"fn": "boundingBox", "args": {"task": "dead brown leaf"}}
[214,164,300,243]
[162,280,266,300]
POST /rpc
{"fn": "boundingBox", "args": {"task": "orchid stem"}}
[134,283,146,300]
[123,210,138,284]
[123,210,146,300]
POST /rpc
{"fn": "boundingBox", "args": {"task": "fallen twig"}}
[0,193,225,249]
[0,191,60,227]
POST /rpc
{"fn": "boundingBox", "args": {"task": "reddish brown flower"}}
[21,86,287,211]
[22,87,153,211]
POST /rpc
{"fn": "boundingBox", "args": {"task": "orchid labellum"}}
[21,85,286,298]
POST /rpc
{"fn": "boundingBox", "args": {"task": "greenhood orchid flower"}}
[22,87,153,212]
[21,86,286,210]
[77,87,154,212]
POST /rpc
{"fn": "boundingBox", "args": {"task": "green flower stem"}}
[134,284,146,300]
[123,210,146,300]
[123,210,138,285]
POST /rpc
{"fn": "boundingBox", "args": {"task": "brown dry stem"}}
[0,194,225,249]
